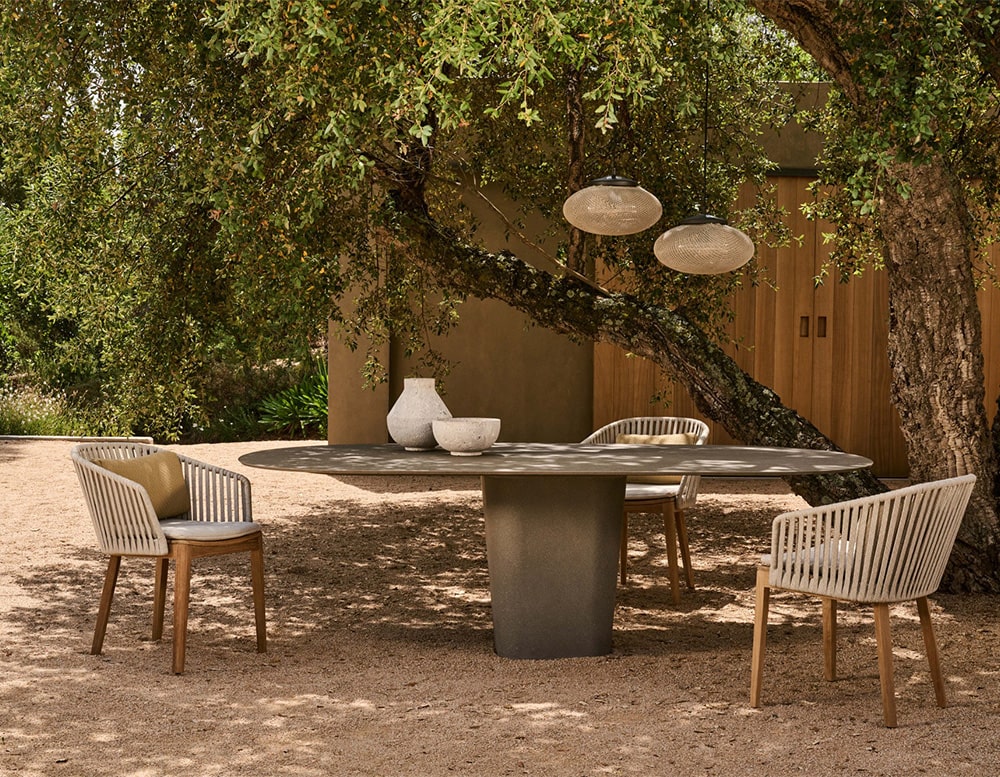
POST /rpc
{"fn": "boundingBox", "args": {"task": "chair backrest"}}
[581,416,710,445]
[581,417,710,509]
[72,443,171,556]
[72,442,253,557]
[768,474,976,603]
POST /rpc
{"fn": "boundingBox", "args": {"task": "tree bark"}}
[879,160,1000,591]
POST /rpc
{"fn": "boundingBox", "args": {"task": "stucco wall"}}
[328,182,593,445]
[327,83,831,446]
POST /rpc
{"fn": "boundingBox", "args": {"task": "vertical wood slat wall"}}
[593,176,1000,478]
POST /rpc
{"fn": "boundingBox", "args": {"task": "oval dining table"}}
[239,443,873,660]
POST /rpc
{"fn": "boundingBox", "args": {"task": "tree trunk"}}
[750,0,1000,592]
[879,160,1000,591]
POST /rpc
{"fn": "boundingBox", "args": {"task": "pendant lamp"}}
[653,212,754,274]
[562,174,662,236]
[654,6,754,274]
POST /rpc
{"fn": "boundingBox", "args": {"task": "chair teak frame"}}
[74,442,267,674]
[749,475,975,727]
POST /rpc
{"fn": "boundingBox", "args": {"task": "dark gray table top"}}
[239,443,873,478]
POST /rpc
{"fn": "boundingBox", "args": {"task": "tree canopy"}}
[2,1,1000,588]
[0,0,802,430]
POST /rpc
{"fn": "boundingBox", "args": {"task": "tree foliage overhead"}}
[204,0,811,335]
[0,0,802,433]
[783,1,1000,274]
[3,1,1000,587]
[0,1,348,435]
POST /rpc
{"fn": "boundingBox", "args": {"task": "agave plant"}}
[258,361,328,438]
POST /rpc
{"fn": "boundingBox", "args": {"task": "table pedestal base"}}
[483,475,625,659]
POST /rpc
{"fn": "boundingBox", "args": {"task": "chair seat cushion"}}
[625,483,680,501]
[160,519,262,541]
[616,432,699,485]
[97,451,191,518]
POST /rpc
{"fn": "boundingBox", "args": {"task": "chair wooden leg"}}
[675,507,695,590]
[917,596,947,708]
[661,501,681,605]
[172,544,193,674]
[822,597,837,681]
[873,603,898,727]
[250,539,267,654]
[92,556,121,655]
[619,513,629,585]
[750,565,770,708]
[152,557,169,642]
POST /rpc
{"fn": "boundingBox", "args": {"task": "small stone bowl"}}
[432,417,501,456]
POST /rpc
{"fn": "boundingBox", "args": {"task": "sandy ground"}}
[1,437,998,777]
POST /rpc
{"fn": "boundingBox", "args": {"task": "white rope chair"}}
[583,416,710,603]
[750,474,976,727]
[72,442,266,673]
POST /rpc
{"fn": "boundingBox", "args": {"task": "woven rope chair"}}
[72,442,266,673]
[582,416,710,604]
[750,474,976,727]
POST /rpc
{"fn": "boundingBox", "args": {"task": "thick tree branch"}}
[386,204,886,506]
[748,1,864,104]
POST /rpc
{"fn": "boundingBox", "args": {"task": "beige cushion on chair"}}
[616,432,699,485]
[97,451,191,518]
[159,519,263,541]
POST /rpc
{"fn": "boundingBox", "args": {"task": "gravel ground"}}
[2,438,998,776]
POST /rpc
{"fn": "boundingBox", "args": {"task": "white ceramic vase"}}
[386,378,452,451]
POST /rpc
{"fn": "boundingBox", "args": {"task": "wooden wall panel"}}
[789,179,818,415]
[592,342,668,432]
[827,255,857,453]
[591,176,996,477]
[810,221,836,436]
[848,259,877,461]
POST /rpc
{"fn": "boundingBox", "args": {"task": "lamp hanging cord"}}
[700,3,711,215]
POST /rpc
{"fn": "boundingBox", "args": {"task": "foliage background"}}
[0,1,815,440]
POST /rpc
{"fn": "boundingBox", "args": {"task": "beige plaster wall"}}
[327,83,830,446]
[326,317,390,444]
[761,83,827,174]
[389,297,592,443]
[328,182,594,445]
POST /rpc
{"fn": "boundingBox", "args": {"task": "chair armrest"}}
[767,475,976,603]
[72,455,169,556]
[175,454,253,523]
[675,474,703,511]
[768,505,858,598]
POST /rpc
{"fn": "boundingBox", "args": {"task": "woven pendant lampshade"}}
[649,0,754,275]
[653,213,755,274]
[562,175,662,236]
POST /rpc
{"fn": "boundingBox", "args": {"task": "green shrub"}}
[179,358,317,443]
[0,383,94,436]
[258,361,328,438]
